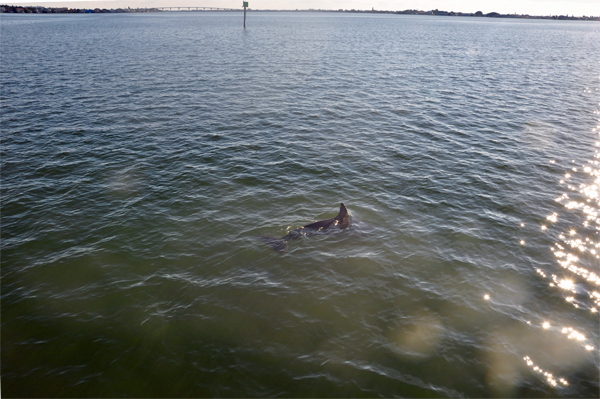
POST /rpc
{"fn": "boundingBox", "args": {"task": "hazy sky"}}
[12,0,600,16]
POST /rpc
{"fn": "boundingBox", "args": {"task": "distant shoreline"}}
[1,4,598,20]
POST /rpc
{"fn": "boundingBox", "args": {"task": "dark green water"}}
[1,12,599,397]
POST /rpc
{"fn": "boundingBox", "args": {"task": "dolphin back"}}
[258,236,289,253]
[259,203,350,253]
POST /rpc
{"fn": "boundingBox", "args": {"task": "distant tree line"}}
[267,8,599,20]
[1,5,598,20]
[0,5,159,13]
[326,8,599,20]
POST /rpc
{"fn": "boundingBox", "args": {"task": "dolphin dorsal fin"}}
[335,203,348,220]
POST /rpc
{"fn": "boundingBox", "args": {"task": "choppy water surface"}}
[1,12,599,397]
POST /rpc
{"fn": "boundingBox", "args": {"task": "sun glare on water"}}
[514,88,600,393]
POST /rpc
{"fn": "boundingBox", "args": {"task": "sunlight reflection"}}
[523,356,568,387]
[536,106,600,347]
[558,279,574,291]
[561,327,586,341]
[512,84,598,396]
[545,198,600,306]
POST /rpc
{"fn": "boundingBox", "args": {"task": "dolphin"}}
[259,203,350,253]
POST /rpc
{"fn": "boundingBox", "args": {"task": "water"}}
[1,12,599,397]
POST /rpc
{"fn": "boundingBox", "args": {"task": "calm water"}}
[1,12,599,397]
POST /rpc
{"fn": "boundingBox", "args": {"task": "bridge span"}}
[157,6,241,11]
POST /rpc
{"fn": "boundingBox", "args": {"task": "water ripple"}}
[2,11,599,398]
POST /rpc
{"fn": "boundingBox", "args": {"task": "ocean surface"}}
[1,11,599,397]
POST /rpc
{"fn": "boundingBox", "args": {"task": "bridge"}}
[157,6,242,11]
